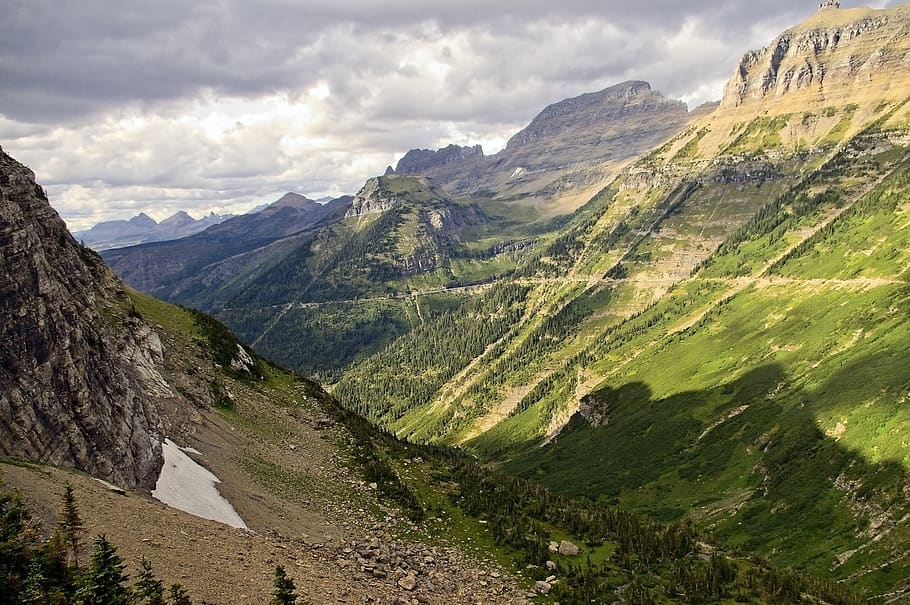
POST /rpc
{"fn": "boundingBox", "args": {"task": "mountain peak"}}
[129,212,158,228]
[159,210,193,227]
[501,79,688,168]
[720,3,910,111]
[269,192,317,210]
[395,144,485,175]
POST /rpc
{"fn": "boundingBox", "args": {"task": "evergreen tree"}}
[76,535,129,605]
[57,483,83,567]
[270,565,298,605]
[169,583,193,605]
[0,487,38,605]
[133,558,165,605]
[20,559,47,604]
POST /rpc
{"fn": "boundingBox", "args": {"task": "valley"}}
[4,2,910,603]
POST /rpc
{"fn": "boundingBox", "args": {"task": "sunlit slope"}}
[499,108,910,595]
[340,91,910,447]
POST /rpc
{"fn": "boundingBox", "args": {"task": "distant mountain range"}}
[73,210,233,251]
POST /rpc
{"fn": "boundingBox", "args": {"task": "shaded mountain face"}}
[394,81,692,205]
[74,210,232,251]
[0,148,169,489]
[101,194,348,298]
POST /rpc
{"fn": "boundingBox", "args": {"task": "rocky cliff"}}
[720,4,910,111]
[394,144,486,185]
[0,147,171,490]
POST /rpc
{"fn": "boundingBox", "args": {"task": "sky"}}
[0,0,897,230]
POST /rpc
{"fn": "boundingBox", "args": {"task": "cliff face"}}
[0,148,169,490]
[720,5,910,111]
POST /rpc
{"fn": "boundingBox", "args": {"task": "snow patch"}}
[152,439,247,529]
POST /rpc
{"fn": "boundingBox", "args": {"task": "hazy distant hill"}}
[73,210,232,251]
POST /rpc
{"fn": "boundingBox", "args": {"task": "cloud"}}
[0,0,877,229]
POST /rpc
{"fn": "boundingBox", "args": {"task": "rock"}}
[548,541,560,554]
[546,560,557,571]
[0,148,167,490]
[534,581,552,595]
[720,5,910,111]
[558,540,580,556]
[398,571,417,591]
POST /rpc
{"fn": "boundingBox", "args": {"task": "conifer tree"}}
[76,535,129,605]
[57,483,83,567]
[134,558,165,605]
[270,565,298,605]
[169,583,193,605]
[20,559,47,604]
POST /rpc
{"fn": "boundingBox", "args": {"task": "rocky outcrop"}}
[720,5,910,110]
[345,177,398,218]
[0,147,169,490]
[395,144,485,183]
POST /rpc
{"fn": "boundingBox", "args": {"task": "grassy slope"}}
[5,288,867,604]
[328,93,910,595]
[502,123,910,594]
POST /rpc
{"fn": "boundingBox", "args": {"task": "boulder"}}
[558,540,580,556]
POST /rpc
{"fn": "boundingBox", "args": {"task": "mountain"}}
[73,210,232,251]
[1,147,857,605]
[333,3,910,596]
[0,147,534,603]
[101,84,693,381]
[395,81,693,214]
[721,4,910,111]
[101,193,348,300]
[0,148,167,490]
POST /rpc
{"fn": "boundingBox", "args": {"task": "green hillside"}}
[330,84,910,596]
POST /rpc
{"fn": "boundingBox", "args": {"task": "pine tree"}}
[57,483,83,567]
[20,559,47,604]
[169,583,193,605]
[270,565,298,605]
[76,535,129,605]
[133,558,165,605]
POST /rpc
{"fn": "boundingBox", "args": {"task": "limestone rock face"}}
[345,178,398,218]
[0,147,168,490]
[720,5,910,111]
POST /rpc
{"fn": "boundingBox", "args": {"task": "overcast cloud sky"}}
[0,0,897,230]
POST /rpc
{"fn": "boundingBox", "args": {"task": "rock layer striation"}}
[0,148,169,489]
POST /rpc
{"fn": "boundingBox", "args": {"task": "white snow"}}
[152,439,247,529]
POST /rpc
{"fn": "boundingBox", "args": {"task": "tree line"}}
[0,482,302,605]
